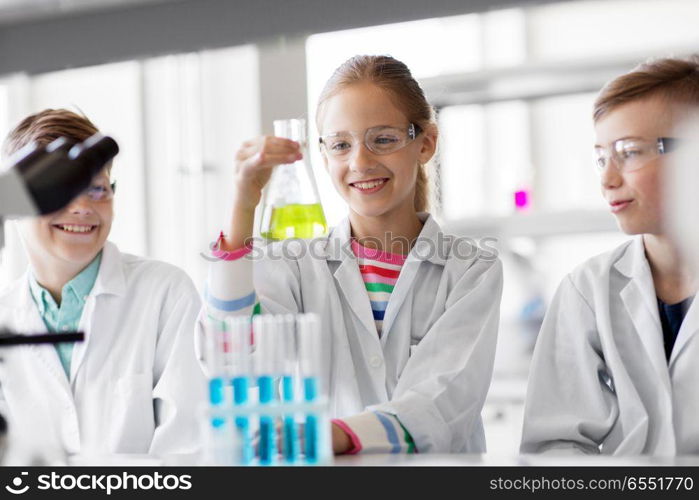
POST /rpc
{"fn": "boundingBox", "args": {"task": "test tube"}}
[297,313,322,463]
[204,317,227,430]
[280,314,299,463]
[225,315,253,465]
[253,315,280,465]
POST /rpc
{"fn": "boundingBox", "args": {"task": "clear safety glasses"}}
[594,137,679,173]
[319,123,422,158]
[83,180,116,202]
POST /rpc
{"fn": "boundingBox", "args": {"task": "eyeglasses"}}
[83,180,117,202]
[319,123,422,158]
[594,137,679,173]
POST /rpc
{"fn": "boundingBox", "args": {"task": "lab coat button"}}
[369,356,383,368]
[415,241,430,260]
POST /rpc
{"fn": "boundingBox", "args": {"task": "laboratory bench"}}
[62,453,699,467]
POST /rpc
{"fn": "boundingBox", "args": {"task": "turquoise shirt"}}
[29,252,103,378]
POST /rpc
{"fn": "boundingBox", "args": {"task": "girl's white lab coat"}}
[0,241,207,457]
[203,213,503,453]
[521,236,699,455]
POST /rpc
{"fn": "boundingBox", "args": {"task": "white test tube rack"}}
[201,313,331,466]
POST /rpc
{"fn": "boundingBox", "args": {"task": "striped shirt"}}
[351,240,406,336]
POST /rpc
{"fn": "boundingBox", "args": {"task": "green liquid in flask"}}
[262,203,328,241]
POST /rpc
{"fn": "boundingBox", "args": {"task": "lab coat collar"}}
[2,273,76,402]
[331,252,379,339]
[615,236,672,394]
[68,241,126,382]
[614,236,699,367]
[325,216,380,338]
[324,216,352,262]
[90,241,127,298]
[28,251,102,317]
[410,213,449,266]
[670,296,699,366]
[324,212,447,343]
[613,235,646,280]
[1,270,34,310]
[324,212,448,266]
[6,271,50,334]
[379,214,449,340]
[1,242,126,379]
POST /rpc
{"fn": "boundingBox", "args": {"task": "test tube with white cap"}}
[253,315,282,465]
[297,313,322,463]
[204,317,227,430]
[280,314,299,463]
[225,315,254,465]
[202,317,240,465]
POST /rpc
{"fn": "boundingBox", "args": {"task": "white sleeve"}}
[196,241,303,368]
[520,275,618,455]
[204,247,258,322]
[149,275,208,456]
[203,239,304,320]
[369,257,503,453]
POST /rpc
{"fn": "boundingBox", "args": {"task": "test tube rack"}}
[202,313,331,466]
[203,397,332,466]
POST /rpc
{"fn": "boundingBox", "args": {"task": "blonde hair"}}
[316,55,437,212]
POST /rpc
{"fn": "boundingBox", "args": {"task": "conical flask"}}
[260,119,328,240]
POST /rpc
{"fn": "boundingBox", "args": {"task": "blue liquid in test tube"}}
[226,316,254,465]
[282,375,298,463]
[205,318,227,430]
[303,375,320,463]
[253,315,279,466]
[281,315,299,464]
[298,314,322,464]
[209,377,226,428]
[232,376,252,464]
[258,375,276,465]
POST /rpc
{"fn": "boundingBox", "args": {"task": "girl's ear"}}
[418,123,438,165]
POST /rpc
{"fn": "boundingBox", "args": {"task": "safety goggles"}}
[319,123,422,158]
[83,180,117,202]
[594,137,679,173]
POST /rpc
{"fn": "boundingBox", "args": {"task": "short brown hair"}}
[593,55,699,122]
[316,55,437,212]
[2,108,100,159]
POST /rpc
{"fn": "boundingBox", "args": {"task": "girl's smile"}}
[349,177,390,194]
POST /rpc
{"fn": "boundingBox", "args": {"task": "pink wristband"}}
[331,418,363,455]
[211,231,252,261]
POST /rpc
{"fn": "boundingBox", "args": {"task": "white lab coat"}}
[0,241,207,457]
[521,236,699,455]
[203,213,503,453]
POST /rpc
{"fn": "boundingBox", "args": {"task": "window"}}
[440,101,530,219]
[141,45,259,287]
[527,0,699,62]
[0,46,259,288]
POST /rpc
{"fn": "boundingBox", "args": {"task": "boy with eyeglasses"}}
[0,109,206,459]
[521,56,699,455]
